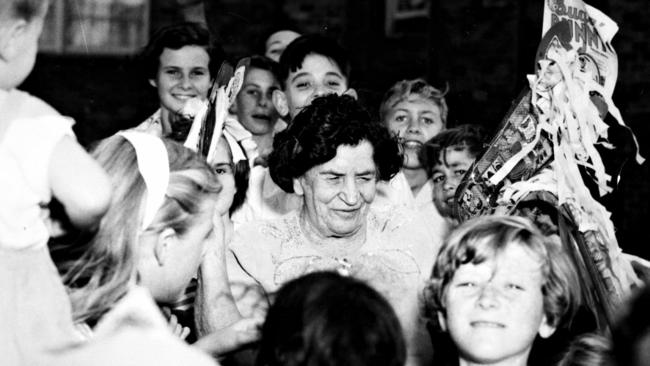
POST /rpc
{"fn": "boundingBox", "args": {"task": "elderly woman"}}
[227,94,440,366]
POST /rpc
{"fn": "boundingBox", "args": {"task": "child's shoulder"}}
[1,89,61,122]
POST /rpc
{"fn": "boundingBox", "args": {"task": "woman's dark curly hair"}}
[139,22,226,81]
[268,94,402,193]
[257,271,406,366]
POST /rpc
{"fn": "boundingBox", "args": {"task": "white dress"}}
[0,89,85,365]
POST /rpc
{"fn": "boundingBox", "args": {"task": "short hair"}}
[0,0,47,21]
[139,22,226,81]
[557,333,612,366]
[240,54,280,82]
[424,215,580,329]
[257,271,406,366]
[58,135,220,324]
[611,284,650,366]
[379,78,449,125]
[277,34,351,89]
[268,94,402,193]
[419,124,488,177]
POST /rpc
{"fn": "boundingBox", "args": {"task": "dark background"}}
[22,0,649,258]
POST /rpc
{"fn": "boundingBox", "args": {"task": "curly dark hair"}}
[268,94,402,193]
[139,22,226,81]
[257,271,406,366]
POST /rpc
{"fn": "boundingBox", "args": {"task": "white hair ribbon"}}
[220,116,253,164]
[118,131,170,231]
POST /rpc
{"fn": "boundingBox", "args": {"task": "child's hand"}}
[162,307,190,341]
[192,316,263,356]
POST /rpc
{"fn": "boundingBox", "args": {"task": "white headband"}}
[118,131,170,231]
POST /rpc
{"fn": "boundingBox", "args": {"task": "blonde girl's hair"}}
[59,135,220,324]
[379,78,449,125]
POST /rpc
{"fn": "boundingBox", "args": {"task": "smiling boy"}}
[272,34,357,120]
[419,124,487,223]
[424,215,580,366]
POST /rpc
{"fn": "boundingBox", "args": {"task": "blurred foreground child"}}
[258,271,406,366]
[0,0,111,363]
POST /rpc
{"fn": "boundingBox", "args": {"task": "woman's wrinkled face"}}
[294,140,377,238]
[151,45,211,118]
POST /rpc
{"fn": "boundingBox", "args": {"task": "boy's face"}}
[279,53,349,118]
[440,243,555,365]
[431,147,475,218]
[232,67,280,136]
[385,96,445,169]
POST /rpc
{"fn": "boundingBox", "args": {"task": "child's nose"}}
[258,93,271,107]
[476,284,499,309]
[179,75,192,89]
[443,176,458,191]
[406,119,421,134]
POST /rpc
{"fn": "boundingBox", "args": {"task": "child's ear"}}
[0,19,28,61]
[154,228,176,267]
[343,88,358,100]
[293,177,305,196]
[436,310,448,332]
[537,315,556,339]
[272,89,289,117]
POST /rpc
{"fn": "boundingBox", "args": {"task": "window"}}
[40,0,150,55]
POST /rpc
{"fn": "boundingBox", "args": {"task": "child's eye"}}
[456,282,476,288]
[214,164,233,175]
[432,173,445,184]
[505,283,524,291]
[246,89,261,97]
[394,115,408,123]
[295,81,311,89]
[191,70,207,77]
[454,169,467,177]
[422,117,436,125]
[165,69,181,78]
[326,80,341,88]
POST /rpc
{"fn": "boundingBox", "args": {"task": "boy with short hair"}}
[272,34,357,120]
[424,215,581,366]
[232,34,357,227]
[419,124,487,223]
[229,55,282,164]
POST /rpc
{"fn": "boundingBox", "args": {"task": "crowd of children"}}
[2,1,649,366]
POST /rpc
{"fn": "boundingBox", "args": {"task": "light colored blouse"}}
[228,205,441,366]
